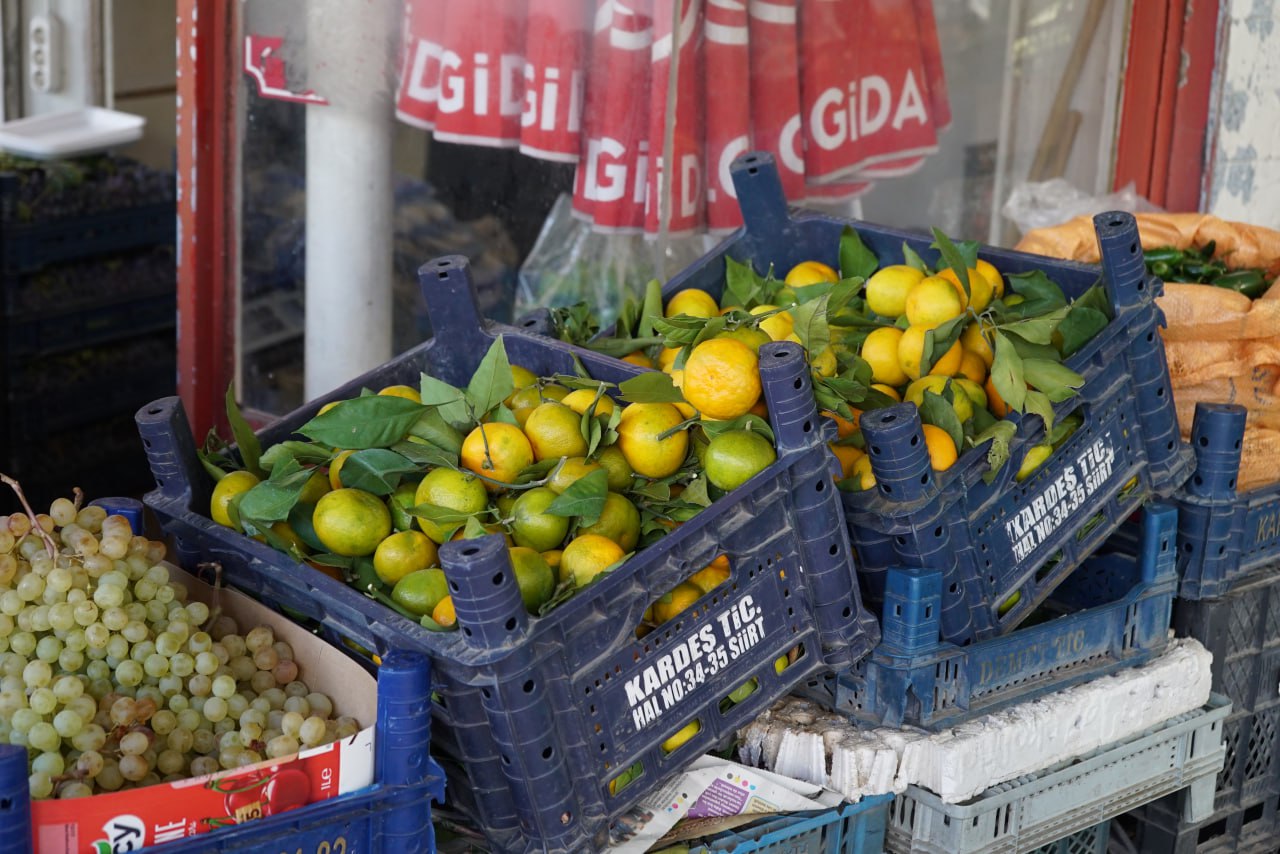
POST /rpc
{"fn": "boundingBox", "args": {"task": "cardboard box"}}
[30,564,378,853]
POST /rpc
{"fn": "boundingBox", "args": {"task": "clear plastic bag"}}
[1001,178,1161,238]
[515,194,714,328]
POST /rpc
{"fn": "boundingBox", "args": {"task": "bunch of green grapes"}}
[0,498,361,799]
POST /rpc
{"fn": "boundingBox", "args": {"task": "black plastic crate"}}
[1124,791,1280,854]
[1,243,174,317]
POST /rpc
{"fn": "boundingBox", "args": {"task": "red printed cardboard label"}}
[748,0,806,200]
[431,0,527,147]
[799,0,938,183]
[395,0,446,128]
[33,728,374,853]
[571,0,654,232]
[704,0,752,233]
[521,0,593,162]
[244,35,328,105]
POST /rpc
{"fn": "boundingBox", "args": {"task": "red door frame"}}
[1113,0,1221,210]
[176,0,237,440]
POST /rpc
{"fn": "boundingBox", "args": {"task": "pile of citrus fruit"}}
[203,338,779,633]
[562,226,1110,492]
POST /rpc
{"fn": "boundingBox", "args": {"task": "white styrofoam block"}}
[739,638,1213,804]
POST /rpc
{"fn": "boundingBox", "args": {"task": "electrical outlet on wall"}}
[28,13,61,94]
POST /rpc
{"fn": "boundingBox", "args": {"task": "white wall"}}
[1205,1,1280,224]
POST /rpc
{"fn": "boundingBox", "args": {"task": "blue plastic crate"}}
[885,696,1230,854]
[0,649,443,854]
[135,256,879,854]
[687,796,892,853]
[1169,402,1280,600]
[1124,791,1280,854]
[0,202,175,275]
[836,503,1177,730]
[3,290,176,358]
[641,152,1191,647]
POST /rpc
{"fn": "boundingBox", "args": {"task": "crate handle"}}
[135,396,210,513]
[859,404,936,504]
[418,255,495,378]
[439,534,531,649]
[1186,403,1246,499]
[1140,503,1178,585]
[0,744,32,850]
[1092,211,1150,311]
[731,152,790,240]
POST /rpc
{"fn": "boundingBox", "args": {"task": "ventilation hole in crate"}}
[1218,544,1227,556]
[842,606,852,618]
[600,742,607,752]
[828,543,839,556]
[523,679,535,693]
[542,746,554,760]
[481,687,492,699]
[1235,439,1242,450]
[1137,278,1146,291]
[1199,435,1210,447]
[1193,475,1203,487]
[920,473,929,486]
[143,438,152,449]
[501,754,511,766]
[1229,479,1236,490]
[980,543,988,552]
[523,318,538,328]
[814,479,825,493]
[949,583,959,594]
[462,626,473,639]
[793,377,804,390]
[933,526,943,539]
[500,617,515,632]
[492,571,505,586]
[1145,331,1155,344]
[882,482,894,495]
[870,445,881,456]
[460,546,480,558]
[803,420,813,433]
[448,579,460,593]
[910,434,919,447]
[783,588,791,598]
[894,604,902,617]
[590,703,596,714]
[1156,386,1166,398]
[895,536,907,546]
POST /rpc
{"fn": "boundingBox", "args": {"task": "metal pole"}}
[304,0,397,400]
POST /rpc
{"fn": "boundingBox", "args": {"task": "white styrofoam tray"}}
[0,107,145,159]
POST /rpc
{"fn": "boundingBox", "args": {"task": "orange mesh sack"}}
[1017,212,1280,490]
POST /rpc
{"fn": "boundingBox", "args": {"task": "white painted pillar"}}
[304,0,397,400]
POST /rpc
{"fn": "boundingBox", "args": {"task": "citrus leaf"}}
[919,314,967,375]
[629,481,670,501]
[654,314,713,346]
[491,404,520,426]
[418,373,466,407]
[690,315,728,348]
[544,469,609,525]
[1022,388,1056,433]
[1000,305,1072,345]
[974,420,1017,483]
[682,476,712,507]
[419,614,452,632]
[418,375,471,428]
[339,449,420,496]
[930,228,971,300]
[919,389,964,451]
[1056,305,1109,357]
[724,256,767,310]
[637,278,665,339]
[308,553,355,570]
[1008,335,1063,362]
[1075,282,1112,319]
[791,294,831,355]
[968,402,998,434]
[405,503,473,543]
[260,441,333,471]
[1023,359,1085,403]
[791,281,835,304]
[238,459,312,524]
[586,414,605,456]
[515,458,561,484]
[902,242,930,273]
[406,409,464,454]
[461,517,490,539]
[1049,413,1083,446]
[618,372,686,404]
[697,414,774,443]
[827,279,863,316]
[226,384,264,478]
[586,335,665,357]
[298,396,427,449]
[615,295,642,342]
[466,337,515,420]
[551,375,615,392]
[197,451,230,483]
[990,331,1027,412]
[839,226,878,281]
[1005,270,1067,315]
